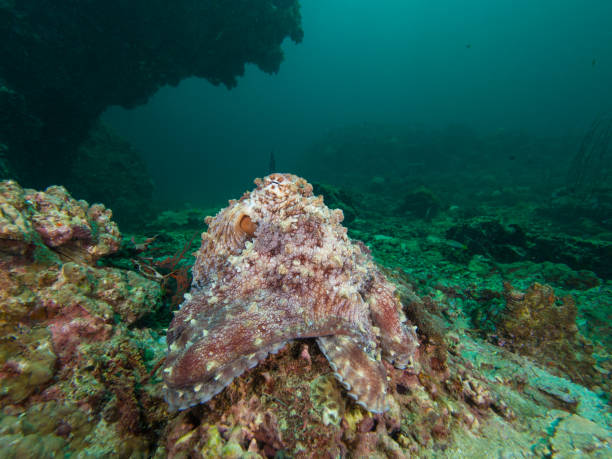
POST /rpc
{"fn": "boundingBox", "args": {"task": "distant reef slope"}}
[0,0,303,214]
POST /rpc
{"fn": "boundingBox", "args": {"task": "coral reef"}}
[1,176,611,457]
[163,174,419,414]
[0,180,120,264]
[0,180,165,456]
[495,282,599,389]
[498,282,578,347]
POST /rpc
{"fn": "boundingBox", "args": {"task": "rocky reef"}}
[0,180,165,456]
[0,180,121,263]
[495,282,598,386]
[0,0,303,224]
[65,121,156,229]
[1,176,611,458]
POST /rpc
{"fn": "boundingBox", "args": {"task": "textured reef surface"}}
[0,180,165,456]
[1,170,611,457]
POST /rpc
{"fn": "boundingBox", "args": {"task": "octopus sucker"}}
[162,174,419,413]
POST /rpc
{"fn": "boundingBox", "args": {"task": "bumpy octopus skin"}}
[163,174,419,413]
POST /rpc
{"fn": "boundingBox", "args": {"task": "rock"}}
[0,1,303,191]
[0,180,120,265]
[550,414,612,458]
[0,180,165,456]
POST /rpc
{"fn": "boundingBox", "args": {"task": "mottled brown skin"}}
[163,174,419,413]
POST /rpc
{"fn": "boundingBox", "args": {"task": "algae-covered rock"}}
[495,282,600,389]
[550,414,612,457]
[51,261,160,326]
[0,326,56,403]
[0,180,36,255]
[447,216,612,278]
[446,217,528,262]
[0,180,120,265]
[0,432,66,458]
[28,185,121,264]
[310,374,346,426]
[0,180,165,456]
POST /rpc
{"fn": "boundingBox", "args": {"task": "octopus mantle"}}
[163,174,419,413]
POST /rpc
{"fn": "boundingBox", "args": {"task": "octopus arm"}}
[317,335,389,414]
[163,295,306,411]
[368,274,419,369]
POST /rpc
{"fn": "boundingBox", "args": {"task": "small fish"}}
[592,59,597,67]
[465,44,471,49]
[444,239,468,250]
[269,151,276,173]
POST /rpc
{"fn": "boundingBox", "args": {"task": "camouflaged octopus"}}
[163,174,419,413]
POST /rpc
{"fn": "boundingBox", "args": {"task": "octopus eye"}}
[239,215,257,237]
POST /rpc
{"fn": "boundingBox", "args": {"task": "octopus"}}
[163,173,419,413]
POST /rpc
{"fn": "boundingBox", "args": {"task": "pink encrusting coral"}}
[0,180,120,264]
[28,185,121,263]
[163,173,420,413]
